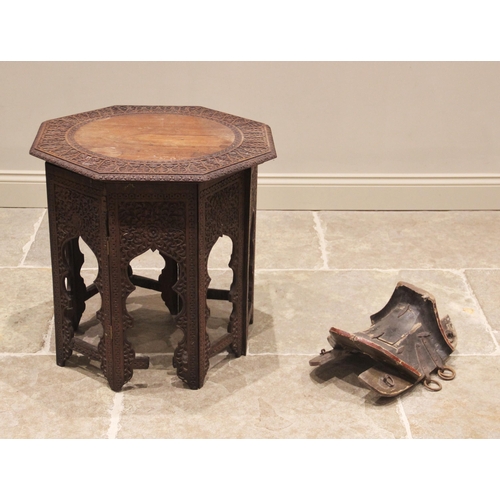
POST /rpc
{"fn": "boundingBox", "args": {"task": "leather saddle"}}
[310,282,457,397]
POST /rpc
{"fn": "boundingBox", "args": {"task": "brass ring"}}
[438,367,456,380]
[423,378,442,392]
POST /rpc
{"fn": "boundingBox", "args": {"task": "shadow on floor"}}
[309,352,404,407]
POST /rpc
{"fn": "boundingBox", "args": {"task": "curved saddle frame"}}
[310,282,457,397]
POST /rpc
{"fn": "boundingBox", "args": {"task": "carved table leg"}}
[248,213,256,325]
[51,238,75,367]
[229,172,251,357]
[227,230,248,358]
[97,199,138,392]
[199,172,250,363]
[46,179,74,368]
[173,254,207,389]
[247,166,258,326]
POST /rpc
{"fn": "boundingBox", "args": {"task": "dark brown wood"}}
[206,288,230,301]
[30,105,276,182]
[158,253,181,315]
[31,105,276,392]
[247,166,258,325]
[65,238,87,331]
[129,274,162,292]
[84,283,99,301]
[72,337,150,370]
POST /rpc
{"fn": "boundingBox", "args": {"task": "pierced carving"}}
[113,198,189,381]
[49,181,104,366]
[202,173,246,368]
[40,105,274,392]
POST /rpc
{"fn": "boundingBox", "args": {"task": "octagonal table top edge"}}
[30,105,277,182]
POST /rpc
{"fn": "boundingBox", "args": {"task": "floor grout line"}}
[3,351,499,358]
[107,392,124,439]
[3,265,500,272]
[452,352,500,357]
[2,350,500,358]
[396,397,413,439]
[251,267,500,272]
[457,269,500,352]
[0,352,55,357]
[247,352,318,356]
[312,212,329,270]
[0,266,52,270]
[18,209,46,267]
[39,315,54,354]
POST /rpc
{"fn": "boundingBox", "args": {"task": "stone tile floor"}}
[1,208,500,439]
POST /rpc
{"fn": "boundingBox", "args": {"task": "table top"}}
[30,105,276,182]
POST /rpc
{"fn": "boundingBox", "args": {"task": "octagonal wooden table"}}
[30,105,276,391]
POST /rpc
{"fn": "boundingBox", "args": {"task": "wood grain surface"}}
[73,114,236,161]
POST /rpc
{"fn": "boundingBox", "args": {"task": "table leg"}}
[96,200,139,392]
[247,166,258,327]
[50,238,75,367]
[46,178,75,367]
[227,229,247,357]
[199,172,250,362]
[172,217,207,389]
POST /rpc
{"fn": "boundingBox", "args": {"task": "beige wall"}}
[1,62,500,208]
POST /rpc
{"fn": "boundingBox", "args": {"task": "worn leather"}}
[310,282,457,397]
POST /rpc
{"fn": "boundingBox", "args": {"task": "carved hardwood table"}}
[30,105,276,391]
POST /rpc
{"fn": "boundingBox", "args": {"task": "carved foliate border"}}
[30,105,277,182]
[45,161,255,390]
[102,186,200,388]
